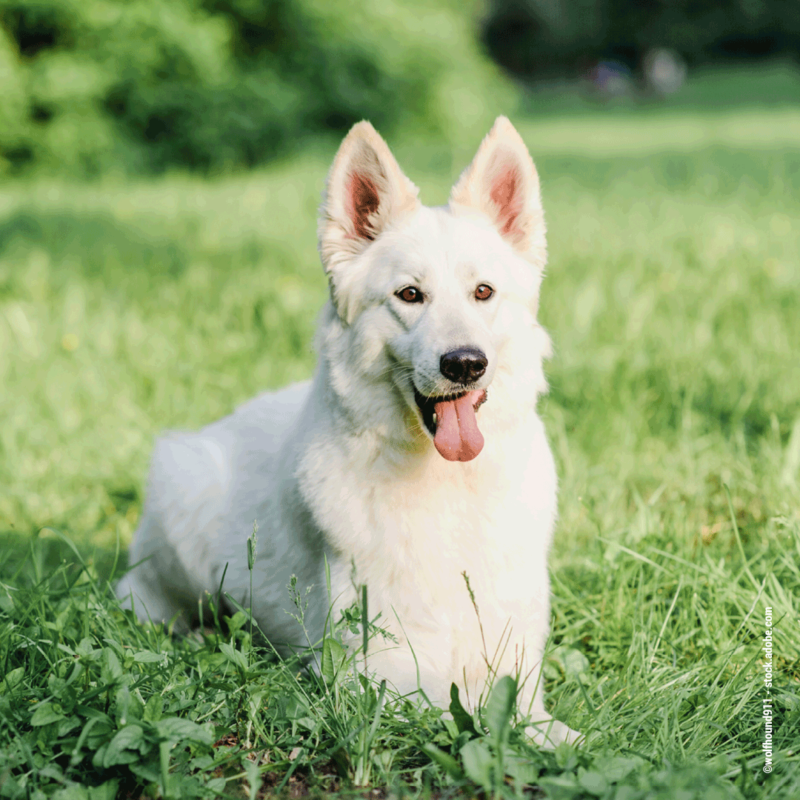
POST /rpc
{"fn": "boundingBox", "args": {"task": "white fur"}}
[117,117,580,747]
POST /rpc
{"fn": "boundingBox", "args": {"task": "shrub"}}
[0,0,514,175]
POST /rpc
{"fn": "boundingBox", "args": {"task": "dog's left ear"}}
[449,116,546,269]
[319,121,420,282]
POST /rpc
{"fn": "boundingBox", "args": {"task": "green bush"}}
[0,0,514,175]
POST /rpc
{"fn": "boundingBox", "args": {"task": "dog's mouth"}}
[413,387,488,462]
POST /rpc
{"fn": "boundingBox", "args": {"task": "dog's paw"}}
[525,718,583,750]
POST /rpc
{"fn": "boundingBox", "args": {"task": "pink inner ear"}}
[489,164,523,239]
[347,172,380,240]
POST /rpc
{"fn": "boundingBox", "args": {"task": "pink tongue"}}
[433,390,485,462]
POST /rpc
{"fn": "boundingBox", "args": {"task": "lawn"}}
[1,64,799,799]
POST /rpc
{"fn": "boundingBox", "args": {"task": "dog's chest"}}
[300,426,557,635]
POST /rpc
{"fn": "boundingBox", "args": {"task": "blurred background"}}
[0,0,798,176]
[0,0,798,563]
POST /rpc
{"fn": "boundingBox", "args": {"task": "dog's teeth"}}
[432,412,437,426]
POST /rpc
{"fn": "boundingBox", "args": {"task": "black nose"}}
[440,347,488,385]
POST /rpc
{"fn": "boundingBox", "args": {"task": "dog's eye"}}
[396,286,423,304]
[475,284,494,301]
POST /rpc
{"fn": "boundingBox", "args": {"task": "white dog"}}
[117,117,579,747]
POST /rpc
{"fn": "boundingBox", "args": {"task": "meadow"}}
[1,65,799,799]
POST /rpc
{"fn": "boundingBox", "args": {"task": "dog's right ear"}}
[318,122,420,300]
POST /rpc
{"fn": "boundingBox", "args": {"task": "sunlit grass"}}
[1,67,799,798]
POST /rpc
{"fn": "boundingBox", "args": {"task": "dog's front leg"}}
[356,635,453,707]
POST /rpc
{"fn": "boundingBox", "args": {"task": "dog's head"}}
[318,117,549,463]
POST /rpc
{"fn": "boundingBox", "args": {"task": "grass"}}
[1,64,799,799]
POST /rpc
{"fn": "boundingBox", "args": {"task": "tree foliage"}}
[483,0,800,79]
[0,0,512,175]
